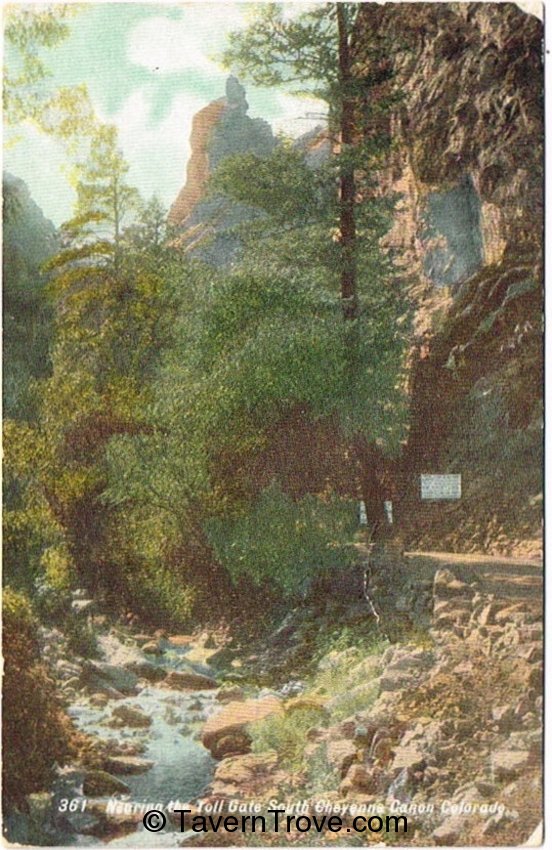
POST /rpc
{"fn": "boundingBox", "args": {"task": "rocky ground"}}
[5,551,543,848]
[192,562,543,847]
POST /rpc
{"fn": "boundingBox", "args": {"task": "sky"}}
[3,1,542,227]
[3,3,326,226]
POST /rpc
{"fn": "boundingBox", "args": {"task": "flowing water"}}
[53,633,218,846]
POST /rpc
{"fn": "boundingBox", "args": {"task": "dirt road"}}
[404,549,543,604]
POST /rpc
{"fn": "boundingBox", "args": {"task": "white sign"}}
[420,474,462,501]
[359,500,368,525]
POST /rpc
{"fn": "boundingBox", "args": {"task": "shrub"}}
[2,588,74,809]
[249,706,328,771]
[206,482,357,597]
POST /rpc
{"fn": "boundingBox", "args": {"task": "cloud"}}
[127,6,248,76]
[107,87,207,207]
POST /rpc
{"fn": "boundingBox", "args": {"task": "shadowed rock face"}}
[354,2,543,285]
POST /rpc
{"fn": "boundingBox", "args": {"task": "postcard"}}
[3,2,543,846]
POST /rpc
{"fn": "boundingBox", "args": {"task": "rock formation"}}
[168,76,275,266]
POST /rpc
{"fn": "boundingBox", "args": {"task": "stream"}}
[12,631,221,847]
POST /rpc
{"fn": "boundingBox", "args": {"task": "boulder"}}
[201,696,283,759]
[124,660,166,683]
[216,685,245,703]
[86,683,125,700]
[165,668,217,691]
[81,661,138,695]
[491,748,532,780]
[433,569,470,599]
[72,599,95,616]
[211,752,281,798]
[284,695,328,715]
[111,704,151,728]
[89,693,109,708]
[83,770,130,796]
[340,764,376,794]
[379,668,417,692]
[391,742,426,773]
[212,733,251,759]
[432,815,465,845]
[133,634,156,645]
[168,634,194,647]
[104,756,153,775]
[142,641,163,656]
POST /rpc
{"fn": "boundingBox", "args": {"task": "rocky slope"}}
[192,561,542,846]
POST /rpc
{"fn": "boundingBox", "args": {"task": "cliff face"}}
[3,172,57,419]
[352,3,543,555]
[355,2,542,294]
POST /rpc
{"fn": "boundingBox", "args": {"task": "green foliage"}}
[223,3,350,99]
[64,615,99,659]
[250,706,328,771]
[206,482,357,596]
[4,2,411,624]
[2,588,74,809]
[4,5,100,155]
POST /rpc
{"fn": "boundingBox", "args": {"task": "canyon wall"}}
[352,3,543,554]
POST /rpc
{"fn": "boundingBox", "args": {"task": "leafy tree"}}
[223,2,396,321]
[218,4,409,528]
[4,5,98,147]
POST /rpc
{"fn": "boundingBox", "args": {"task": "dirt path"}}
[404,549,543,603]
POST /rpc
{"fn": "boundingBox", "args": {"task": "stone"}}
[284,695,327,714]
[213,733,251,759]
[165,668,217,691]
[326,739,358,776]
[142,641,163,656]
[520,643,543,664]
[166,633,193,647]
[433,569,470,598]
[340,764,376,794]
[379,668,417,692]
[216,685,245,703]
[133,634,156,645]
[86,683,125,700]
[432,815,465,844]
[81,661,138,695]
[491,749,532,780]
[89,693,109,708]
[104,756,153,775]
[492,705,515,731]
[71,598,95,615]
[124,660,166,683]
[211,751,281,798]
[83,770,130,796]
[478,601,503,626]
[111,704,151,728]
[201,696,283,759]
[391,742,426,773]
[387,647,433,672]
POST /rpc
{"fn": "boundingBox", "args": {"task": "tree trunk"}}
[337,3,358,322]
